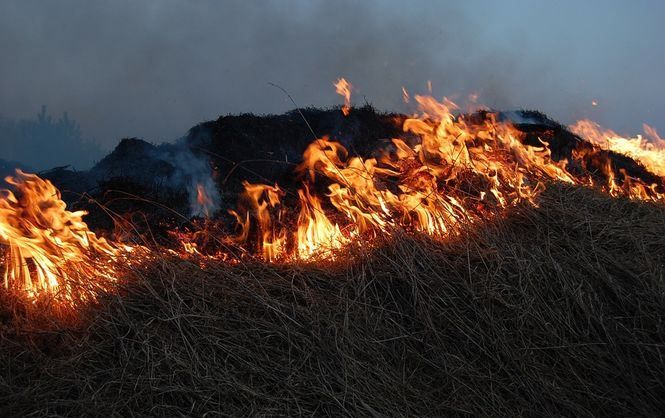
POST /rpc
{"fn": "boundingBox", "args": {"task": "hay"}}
[1,184,665,415]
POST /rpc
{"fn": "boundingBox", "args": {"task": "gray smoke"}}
[0,0,663,171]
[149,145,221,217]
[169,149,220,218]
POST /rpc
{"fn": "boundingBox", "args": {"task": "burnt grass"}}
[1,184,665,416]
[43,106,664,238]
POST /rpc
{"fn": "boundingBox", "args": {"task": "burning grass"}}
[0,171,144,312]
[1,83,665,413]
[1,184,664,415]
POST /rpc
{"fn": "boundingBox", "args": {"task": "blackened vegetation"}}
[508,110,662,186]
[38,106,664,247]
[186,105,406,193]
[44,105,408,243]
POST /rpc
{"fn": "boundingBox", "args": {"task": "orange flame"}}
[571,120,665,177]
[4,81,665,307]
[229,181,286,261]
[0,171,126,302]
[294,96,576,239]
[225,87,665,261]
[334,77,352,116]
[296,185,348,259]
[196,183,213,217]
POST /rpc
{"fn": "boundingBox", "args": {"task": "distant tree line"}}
[0,106,103,170]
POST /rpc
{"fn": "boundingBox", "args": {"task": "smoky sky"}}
[0,0,664,162]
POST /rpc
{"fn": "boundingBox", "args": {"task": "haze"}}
[0,0,663,169]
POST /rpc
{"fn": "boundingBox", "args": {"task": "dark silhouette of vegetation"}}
[0,106,103,170]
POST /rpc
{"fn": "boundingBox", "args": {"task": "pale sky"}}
[0,0,663,151]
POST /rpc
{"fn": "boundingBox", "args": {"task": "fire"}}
[570,120,665,177]
[296,185,348,259]
[225,89,665,261]
[196,183,213,217]
[334,77,352,116]
[293,96,576,239]
[0,170,127,303]
[229,181,286,261]
[227,180,348,261]
[3,80,665,308]
[402,87,410,104]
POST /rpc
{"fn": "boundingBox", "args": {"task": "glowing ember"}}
[334,77,352,116]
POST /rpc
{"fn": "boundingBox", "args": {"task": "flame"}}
[334,77,352,116]
[571,120,665,177]
[183,241,201,255]
[402,87,410,104]
[229,181,286,261]
[294,96,576,239]
[226,88,665,261]
[228,180,348,261]
[196,183,213,217]
[4,81,665,310]
[0,170,126,302]
[296,185,348,259]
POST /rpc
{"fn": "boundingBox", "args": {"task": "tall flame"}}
[229,181,286,261]
[296,185,348,259]
[4,81,665,307]
[334,77,352,116]
[0,170,122,301]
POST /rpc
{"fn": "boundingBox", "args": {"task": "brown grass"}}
[1,184,665,416]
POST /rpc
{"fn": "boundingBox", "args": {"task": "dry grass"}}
[1,184,665,416]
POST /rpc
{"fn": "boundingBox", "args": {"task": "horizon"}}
[1,0,664,169]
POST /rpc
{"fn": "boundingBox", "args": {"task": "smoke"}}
[0,0,663,165]
[149,144,221,217]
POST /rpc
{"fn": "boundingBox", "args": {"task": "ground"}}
[1,183,664,416]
